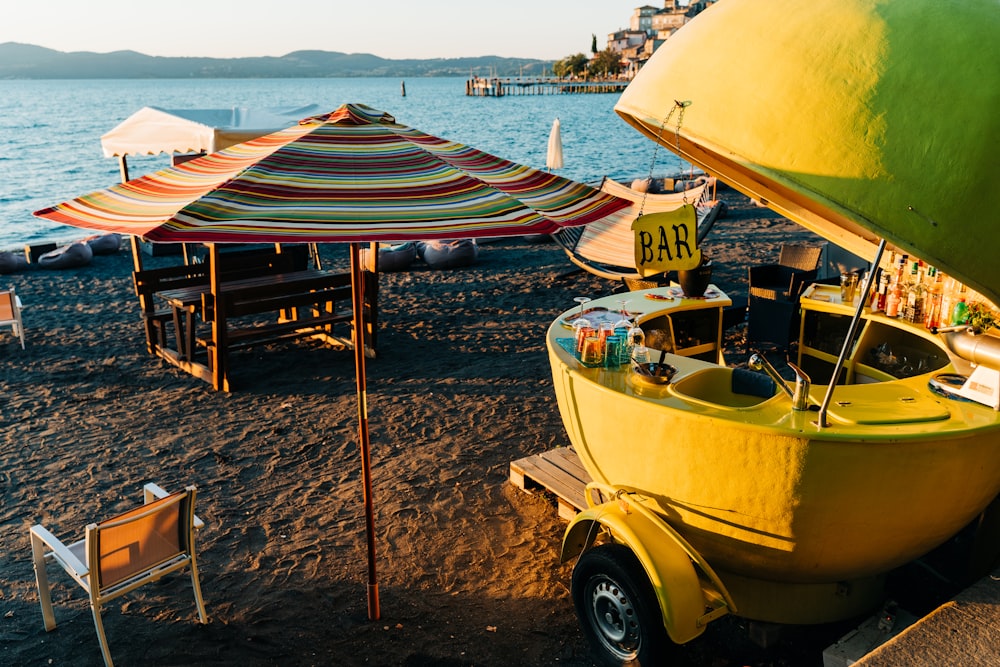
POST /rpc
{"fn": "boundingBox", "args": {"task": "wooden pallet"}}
[509,447,592,521]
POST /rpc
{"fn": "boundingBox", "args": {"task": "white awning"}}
[100,105,322,158]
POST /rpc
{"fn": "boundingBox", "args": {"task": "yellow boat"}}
[551,1,1000,663]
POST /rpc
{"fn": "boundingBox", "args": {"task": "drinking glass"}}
[626,319,645,348]
[571,296,594,357]
[580,335,604,365]
[612,299,632,333]
[604,335,623,367]
[840,272,858,303]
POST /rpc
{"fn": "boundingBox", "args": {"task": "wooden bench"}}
[132,263,210,354]
[132,244,312,354]
[200,243,311,281]
[203,270,369,391]
[134,244,378,391]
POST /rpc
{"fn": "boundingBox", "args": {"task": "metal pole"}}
[817,238,887,427]
[350,242,380,621]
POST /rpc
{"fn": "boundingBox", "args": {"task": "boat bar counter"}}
[546,279,1000,641]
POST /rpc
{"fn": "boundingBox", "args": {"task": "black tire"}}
[572,543,671,667]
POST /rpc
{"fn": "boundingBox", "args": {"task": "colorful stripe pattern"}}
[35,103,629,244]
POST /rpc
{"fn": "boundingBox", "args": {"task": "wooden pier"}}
[466,77,628,97]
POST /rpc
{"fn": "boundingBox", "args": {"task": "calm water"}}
[0,77,687,250]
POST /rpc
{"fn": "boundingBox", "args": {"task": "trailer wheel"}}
[572,543,669,666]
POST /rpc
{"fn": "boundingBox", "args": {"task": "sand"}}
[0,187,878,667]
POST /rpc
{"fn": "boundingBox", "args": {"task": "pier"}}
[465,77,628,96]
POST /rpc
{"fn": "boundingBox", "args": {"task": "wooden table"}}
[156,269,358,391]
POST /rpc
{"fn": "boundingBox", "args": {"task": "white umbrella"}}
[546,117,564,171]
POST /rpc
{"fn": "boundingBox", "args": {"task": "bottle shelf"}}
[798,285,952,384]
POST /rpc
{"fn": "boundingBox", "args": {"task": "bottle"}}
[874,270,888,312]
[951,283,969,326]
[952,297,969,326]
[884,255,907,318]
[924,268,944,329]
[939,273,956,330]
[904,261,924,323]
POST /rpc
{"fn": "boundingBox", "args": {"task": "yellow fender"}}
[562,490,734,645]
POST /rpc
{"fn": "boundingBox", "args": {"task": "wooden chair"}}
[0,285,25,349]
[29,483,207,667]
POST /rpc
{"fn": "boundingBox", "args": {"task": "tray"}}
[560,306,642,330]
[802,283,842,303]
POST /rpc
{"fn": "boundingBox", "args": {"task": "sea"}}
[0,77,688,251]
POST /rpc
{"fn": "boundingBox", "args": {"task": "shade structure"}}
[615,0,1000,306]
[35,102,629,622]
[546,117,564,171]
[39,103,625,243]
[100,105,323,158]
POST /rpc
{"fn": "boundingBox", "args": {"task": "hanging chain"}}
[639,100,690,216]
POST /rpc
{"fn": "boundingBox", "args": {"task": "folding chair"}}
[0,285,25,348]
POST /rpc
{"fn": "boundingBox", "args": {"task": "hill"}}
[0,42,552,79]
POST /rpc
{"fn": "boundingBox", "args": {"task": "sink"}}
[669,367,777,409]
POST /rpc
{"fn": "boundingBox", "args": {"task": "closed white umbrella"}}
[546,117,564,171]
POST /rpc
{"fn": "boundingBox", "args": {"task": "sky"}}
[2,1,654,61]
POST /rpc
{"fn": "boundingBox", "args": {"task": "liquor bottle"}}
[884,255,907,318]
[923,268,944,329]
[904,260,924,323]
[874,270,888,312]
[939,273,956,330]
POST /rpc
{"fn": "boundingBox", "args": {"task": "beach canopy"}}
[100,105,322,157]
[35,102,629,623]
[615,0,1000,306]
[42,103,626,243]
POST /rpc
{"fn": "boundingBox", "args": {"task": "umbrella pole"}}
[350,242,380,621]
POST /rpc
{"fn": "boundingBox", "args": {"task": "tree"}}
[553,53,589,78]
[591,34,598,54]
[588,48,622,78]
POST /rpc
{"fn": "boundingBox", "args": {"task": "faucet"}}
[748,353,812,411]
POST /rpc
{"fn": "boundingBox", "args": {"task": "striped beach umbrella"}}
[36,103,624,243]
[34,102,629,622]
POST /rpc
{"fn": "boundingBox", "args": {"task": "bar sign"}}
[632,204,701,277]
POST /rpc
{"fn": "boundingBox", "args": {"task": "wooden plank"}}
[509,447,592,520]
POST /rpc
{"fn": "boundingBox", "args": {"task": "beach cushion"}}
[361,242,417,272]
[38,242,93,270]
[418,239,478,270]
[0,251,29,274]
[85,233,122,255]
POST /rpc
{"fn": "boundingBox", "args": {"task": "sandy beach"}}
[0,186,902,667]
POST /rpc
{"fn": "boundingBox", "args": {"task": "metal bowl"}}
[631,360,678,385]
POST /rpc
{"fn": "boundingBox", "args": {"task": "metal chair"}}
[0,285,25,349]
[29,483,207,667]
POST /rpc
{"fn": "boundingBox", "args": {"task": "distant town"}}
[466,1,717,95]
[549,0,717,80]
[607,1,717,77]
